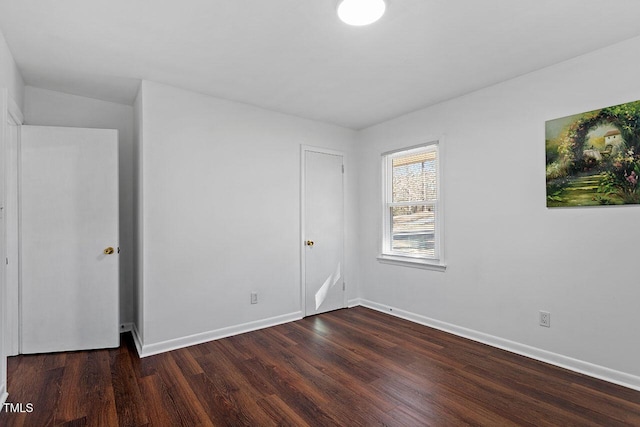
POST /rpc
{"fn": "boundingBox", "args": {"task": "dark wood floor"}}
[2,307,640,426]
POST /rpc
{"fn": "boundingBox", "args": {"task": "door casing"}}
[3,95,22,356]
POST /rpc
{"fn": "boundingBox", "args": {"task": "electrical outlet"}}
[539,311,550,327]
[251,292,258,304]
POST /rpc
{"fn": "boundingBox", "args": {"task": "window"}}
[379,141,445,270]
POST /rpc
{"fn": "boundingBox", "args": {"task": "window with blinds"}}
[382,143,441,261]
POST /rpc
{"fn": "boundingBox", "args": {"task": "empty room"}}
[1,0,640,425]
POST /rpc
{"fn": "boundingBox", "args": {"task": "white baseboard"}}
[131,323,144,357]
[347,297,363,308]
[135,311,304,358]
[357,299,640,392]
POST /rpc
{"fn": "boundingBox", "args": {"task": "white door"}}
[303,148,345,316]
[20,125,119,353]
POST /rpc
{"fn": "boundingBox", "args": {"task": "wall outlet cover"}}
[539,311,550,327]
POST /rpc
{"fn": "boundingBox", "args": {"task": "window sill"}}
[377,255,447,271]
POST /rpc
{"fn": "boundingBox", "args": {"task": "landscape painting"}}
[546,100,640,207]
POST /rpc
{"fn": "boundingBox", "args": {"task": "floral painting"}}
[546,100,640,207]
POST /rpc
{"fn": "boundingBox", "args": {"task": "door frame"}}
[300,145,347,317]
[1,90,23,356]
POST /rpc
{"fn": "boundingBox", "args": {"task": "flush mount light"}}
[337,0,386,26]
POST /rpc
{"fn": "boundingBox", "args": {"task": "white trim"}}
[2,92,23,358]
[0,91,7,401]
[5,119,20,356]
[1,91,24,407]
[356,299,640,392]
[381,141,439,157]
[380,137,445,264]
[438,135,445,264]
[131,323,144,356]
[347,297,363,308]
[135,311,303,358]
[376,254,446,271]
[300,145,347,317]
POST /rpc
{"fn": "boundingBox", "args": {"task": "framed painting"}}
[546,100,640,207]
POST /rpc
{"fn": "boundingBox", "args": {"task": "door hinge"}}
[5,258,7,265]
[342,164,344,173]
[343,282,345,291]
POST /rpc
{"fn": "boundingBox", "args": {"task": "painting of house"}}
[546,100,640,207]
[604,129,622,145]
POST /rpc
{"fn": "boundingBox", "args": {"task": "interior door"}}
[303,149,345,316]
[20,125,119,353]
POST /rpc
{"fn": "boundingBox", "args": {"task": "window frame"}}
[378,139,446,271]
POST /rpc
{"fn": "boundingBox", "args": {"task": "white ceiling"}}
[2,0,640,129]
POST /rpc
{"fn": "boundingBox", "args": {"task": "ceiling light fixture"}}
[337,0,386,26]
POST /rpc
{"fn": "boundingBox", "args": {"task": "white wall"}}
[137,81,358,352]
[356,35,640,387]
[24,86,135,327]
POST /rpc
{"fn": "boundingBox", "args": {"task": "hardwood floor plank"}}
[55,352,88,424]
[188,371,271,427]
[81,350,119,426]
[465,355,640,425]
[110,350,149,427]
[283,323,382,384]
[203,351,279,398]
[283,340,397,413]
[2,365,64,427]
[3,307,640,426]
[138,374,189,427]
[249,335,398,426]
[260,324,302,348]
[330,307,446,352]
[441,361,604,426]
[172,348,205,377]
[191,348,279,426]
[153,354,214,427]
[58,417,88,427]
[370,376,489,426]
[255,394,312,427]
[230,354,340,426]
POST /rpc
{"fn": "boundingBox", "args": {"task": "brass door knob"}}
[104,247,115,255]
[306,240,314,247]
